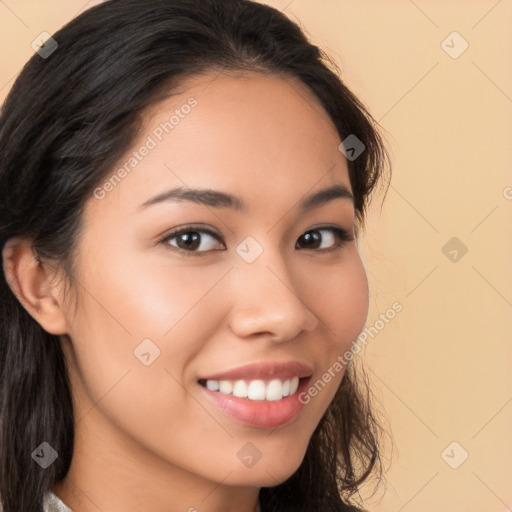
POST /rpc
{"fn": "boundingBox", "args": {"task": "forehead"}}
[88,70,350,217]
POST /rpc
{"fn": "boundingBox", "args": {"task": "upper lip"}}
[199,361,313,382]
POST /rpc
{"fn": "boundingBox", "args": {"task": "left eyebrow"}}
[138,183,354,212]
[298,183,354,213]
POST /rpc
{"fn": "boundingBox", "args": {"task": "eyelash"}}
[158,224,354,258]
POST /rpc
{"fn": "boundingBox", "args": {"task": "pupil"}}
[179,232,200,250]
[302,230,320,248]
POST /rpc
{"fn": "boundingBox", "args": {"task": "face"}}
[58,71,369,495]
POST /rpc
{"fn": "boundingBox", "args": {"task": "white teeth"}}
[219,380,233,394]
[203,377,302,401]
[232,380,248,398]
[206,380,219,391]
[247,380,266,400]
[289,376,299,395]
[266,379,283,401]
[282,379,290,397]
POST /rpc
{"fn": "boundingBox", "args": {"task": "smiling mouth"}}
[197,376,310,402]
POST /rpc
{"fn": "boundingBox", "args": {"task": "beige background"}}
[1,1,511,510]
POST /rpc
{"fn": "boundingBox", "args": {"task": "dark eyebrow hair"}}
[139,183,354,212]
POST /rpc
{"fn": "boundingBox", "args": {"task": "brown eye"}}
[296,227,353,250]
[161,227,225,255]
[173,231,202,250]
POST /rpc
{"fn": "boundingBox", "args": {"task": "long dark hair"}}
[0,1,391,510]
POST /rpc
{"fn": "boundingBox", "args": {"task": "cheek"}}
[73,245,228,345]
[299,252,369,409]
[64,243,230,406]
[64,254,234,472]
[309,252,369,351]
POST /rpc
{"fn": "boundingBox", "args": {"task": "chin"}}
[229,470,297,489]
[227,453,306,488]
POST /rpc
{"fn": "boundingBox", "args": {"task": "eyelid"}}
[159,225,225,257]
[296,225,355,249]
[160,224,222,239]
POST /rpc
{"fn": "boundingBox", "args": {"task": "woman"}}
[0,0,391,511]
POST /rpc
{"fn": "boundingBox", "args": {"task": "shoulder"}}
[44,492,74,512]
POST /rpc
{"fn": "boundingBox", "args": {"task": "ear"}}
[2,236,69,335]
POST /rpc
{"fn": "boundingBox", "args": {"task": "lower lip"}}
[199,378,310,429]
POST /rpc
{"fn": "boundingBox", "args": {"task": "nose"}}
[226,251,319,342]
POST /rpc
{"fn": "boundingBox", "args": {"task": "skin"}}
[3,70,369,512]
